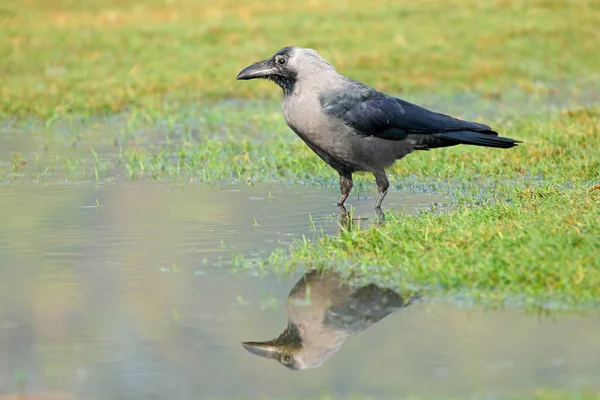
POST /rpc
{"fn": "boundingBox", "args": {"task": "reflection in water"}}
[1,183,600,398]
[242,270,415,370]
[338,207,386,230]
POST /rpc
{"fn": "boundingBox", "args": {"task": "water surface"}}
[2,89,600,399]
[1,180,599,399]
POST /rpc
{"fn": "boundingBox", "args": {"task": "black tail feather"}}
[439,131,522,149]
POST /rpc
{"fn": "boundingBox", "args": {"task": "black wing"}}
[320,80,495,141]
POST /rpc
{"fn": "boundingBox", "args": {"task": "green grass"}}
[224,108,599,306]
[1,0,599,117]
[121,106,597,186]
[3,104,598,187]
[254,183,599,307]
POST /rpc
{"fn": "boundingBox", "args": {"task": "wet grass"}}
[265,183,600,307]
[3,104,598,188]
[1,0,600,117]
[117,107,599,187]
[227,108,600,307]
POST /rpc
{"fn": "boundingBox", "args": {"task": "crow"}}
[237,46,521,212]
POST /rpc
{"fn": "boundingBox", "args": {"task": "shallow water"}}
[2,88,600,399]
[0,180,599,399]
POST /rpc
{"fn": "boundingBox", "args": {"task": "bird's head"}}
[236,46,335,95]
[242,321,342,370]
[241,341,301,370]
[241,323,304,370]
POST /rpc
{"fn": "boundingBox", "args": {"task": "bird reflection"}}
[242,270,416,370]
[338,207,386,233]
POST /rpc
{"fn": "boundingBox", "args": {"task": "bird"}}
[241,270,415,370]
[237,46,521,213]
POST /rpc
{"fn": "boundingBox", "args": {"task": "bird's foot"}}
[338,203,349,220]
[338,205,368,232]
[374,206,386,223]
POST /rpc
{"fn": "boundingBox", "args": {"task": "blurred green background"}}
[1,0,599,117]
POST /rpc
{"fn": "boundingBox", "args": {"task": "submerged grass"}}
[1,0,600,117]
[2,105,598,189]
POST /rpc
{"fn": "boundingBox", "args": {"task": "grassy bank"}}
[228,108,600,306]
[257,183,599,306]
[1,0,599,117]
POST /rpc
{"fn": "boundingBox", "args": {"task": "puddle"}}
[242,271,600,398]
[0,180,434,397]
[1,87,600,398]
[0,180,598,399]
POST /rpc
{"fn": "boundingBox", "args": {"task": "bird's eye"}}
[276,56,286,65]
[281,355,293,364]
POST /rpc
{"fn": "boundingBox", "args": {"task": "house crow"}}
[237,46,521,212]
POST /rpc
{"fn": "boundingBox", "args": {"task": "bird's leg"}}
[337,172,353,208]
[336,172,353,218]
[374,206,386,222]
[338,210,353,231]
[373,171,390,210]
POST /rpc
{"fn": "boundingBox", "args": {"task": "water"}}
[2,88,600,399]
[0,180,430,398]
[1,180,599,399]
[243,272,600,398]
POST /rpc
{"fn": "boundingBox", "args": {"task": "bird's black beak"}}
[241,342,279,359]
[236,59,275,80]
